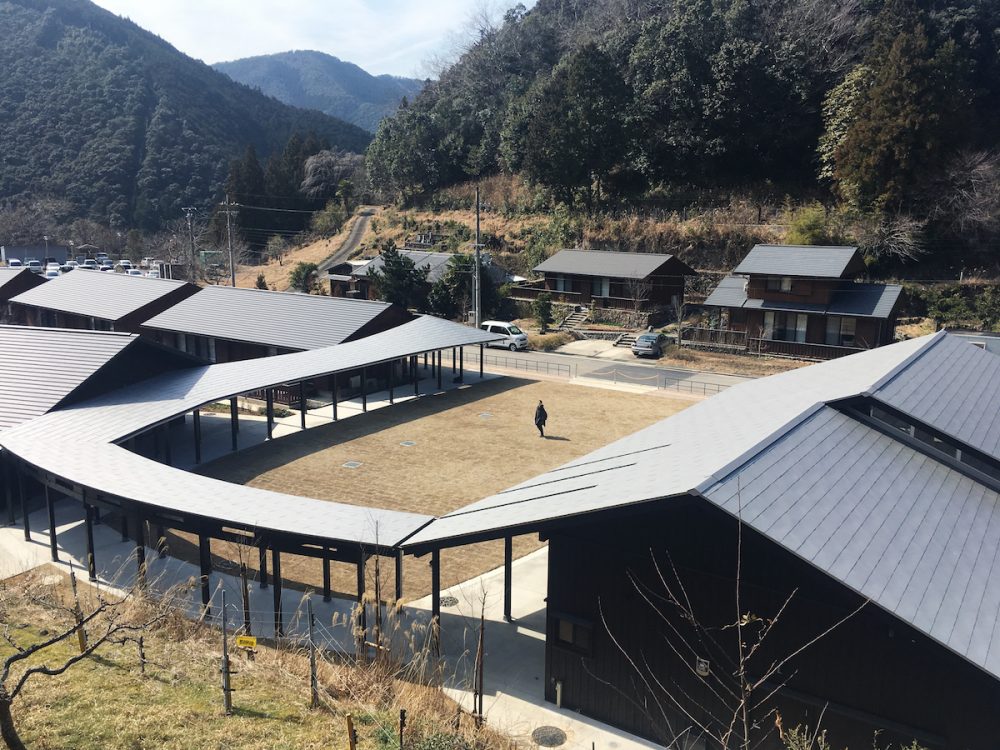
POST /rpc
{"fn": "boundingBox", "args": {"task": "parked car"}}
[45,262,61,272]
[117,260,133,270]
[631,332,666,358]
[43,269,60,279]
[26,259,42,274]
[146,269,161,279]
[7,258,22,268]
[81,259,99,270]
[481,320,529,351]
[126,268,144,276]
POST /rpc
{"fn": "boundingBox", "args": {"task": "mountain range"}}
[0,0,371,229]
[214,51,425,133]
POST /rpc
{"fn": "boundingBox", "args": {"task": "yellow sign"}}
[235,635,257,649]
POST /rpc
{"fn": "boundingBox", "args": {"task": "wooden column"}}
[332,376,339,422]
[458,347,464,383]
[430,549,441,655]
[413,355,419,396]
[322,549,331,602]
[266,389,275,440]
[299,382,307,430]
[134,511,146,589]
[163,425,172,467]
[258,544,268,589]
[45,485,58,562]
[451,347,457,373]
[361,367,368,412]
[388,361,395,405]
[394,550,404,602]
[423,352,428,370]
[192,408,202,464]
[436,351,443,390]
[18,470,29,541]
[479,343,484,378]
[2,453,13,526]
[229,397,239,452]
[272,548,284,637]
[503,536,513,622]
[198,535,212,617]
[356,551,367,633]
[84,502,97,582]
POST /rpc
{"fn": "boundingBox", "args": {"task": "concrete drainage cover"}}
[531,727,567,747]
[342,461,363,469]
[439,595,459,607]
[400,440,416,447]
[478,412,493,419]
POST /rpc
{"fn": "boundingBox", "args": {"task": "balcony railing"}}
[682,327,748,349]
[748,338,864,360]
[507,285,583,304]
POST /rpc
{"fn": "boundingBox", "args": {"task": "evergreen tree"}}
[366,242,430,309]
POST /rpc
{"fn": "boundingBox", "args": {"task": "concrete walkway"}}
[0,367,665,750]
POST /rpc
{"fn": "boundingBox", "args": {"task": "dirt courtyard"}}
[169,377,694,602]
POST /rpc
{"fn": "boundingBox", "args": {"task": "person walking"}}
[534,399,548,438]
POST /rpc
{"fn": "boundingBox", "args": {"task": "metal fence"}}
[599,367,730,395]
[476,352,575,378]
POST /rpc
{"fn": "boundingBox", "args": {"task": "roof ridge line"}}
[863,330,948,397]
[694,401,828,496]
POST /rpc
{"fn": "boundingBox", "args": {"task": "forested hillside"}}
[0,0,371,229]
[215,51,425,133]
[367,0,1000,270]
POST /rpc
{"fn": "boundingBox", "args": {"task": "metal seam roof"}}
[532,250,690,280]
[354,250,456,284]
[0,325,137,431]
[732,244,861,278]
[9,269,194,321]
[142,285,401,350]
[0,316,502,548]
[704,275,903,318]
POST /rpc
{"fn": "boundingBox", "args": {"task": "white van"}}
[481,320,529,351]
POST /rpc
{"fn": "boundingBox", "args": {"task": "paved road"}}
[462,345,752,394]
[317,207,374,273]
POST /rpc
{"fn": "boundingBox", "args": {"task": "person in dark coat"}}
[534,400,548,437]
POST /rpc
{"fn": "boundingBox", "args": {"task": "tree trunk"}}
[0,695,27,750]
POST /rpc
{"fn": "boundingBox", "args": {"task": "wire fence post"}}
[308,598,319,709]
[220,589,233,715]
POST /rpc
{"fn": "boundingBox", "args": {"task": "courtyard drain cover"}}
[531,727,567,747]
[400,440,416,447]
[478,412,493,418]
[342,461,363,469]
[440,595,459,607]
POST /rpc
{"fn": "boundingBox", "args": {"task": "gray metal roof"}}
[0,325,136,431]
[533,250,690,280]
[705,275,902,319]
[404,330,1000,680]
[354,250,457,284]
[705,406,1000,679]
[0,267,35,288]
[142,285,402,350]
[0,315,501,547]
[732,245,861,278]
[871,332,1000,458]
[9,269,194,321]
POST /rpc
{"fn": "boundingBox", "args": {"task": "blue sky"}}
[91,0,536,78]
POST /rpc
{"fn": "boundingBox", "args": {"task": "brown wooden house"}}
[699,245,902,359]
[518,249,696,311]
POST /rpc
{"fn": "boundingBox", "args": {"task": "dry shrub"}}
[529,331,573,351]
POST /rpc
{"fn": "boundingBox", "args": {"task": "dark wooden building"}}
[698,245,902,360]
[406,332,1000,749]
[8,268,199,333]
[0,267,46,323]
[330,251,457,301]
[515,249,696,311]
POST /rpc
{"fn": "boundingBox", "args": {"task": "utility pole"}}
[219,195,240,287]
[182,206,198,282]
[474,184,481,327]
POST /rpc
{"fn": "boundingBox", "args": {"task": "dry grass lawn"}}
[2,568,507,750]
[175,378,691,603]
